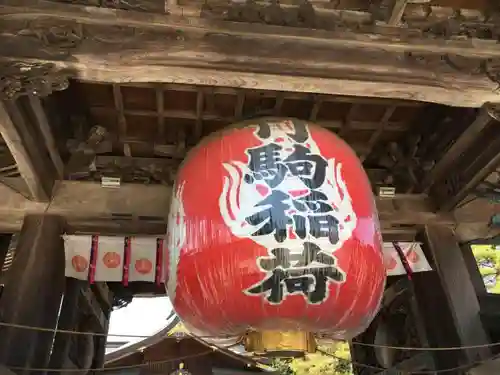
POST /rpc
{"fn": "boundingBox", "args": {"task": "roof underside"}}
[34,80,442,191]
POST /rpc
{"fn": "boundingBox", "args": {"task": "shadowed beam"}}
[421,104,500,194]
[0,98,60,201]
[1,0,500,107]
[0,178,485,237]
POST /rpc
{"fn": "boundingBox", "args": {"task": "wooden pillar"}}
[0,215,65,375]
[92,307,111,369]
[0,235,12,279]
[412,225,491,372]
[48,278,85,370]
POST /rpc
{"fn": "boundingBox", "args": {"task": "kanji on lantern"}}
[166,118,385,340]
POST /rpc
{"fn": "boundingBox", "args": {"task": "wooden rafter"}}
[112,84,127,140]
[421,104,498,193]
[1,1,500,106]
[387,0,410,26]
[155,85,165,139]
[27,96,64,178]
[77,82,421,162]
[0,98,60,201]
[361,105,398,162]
[194,89,204,141]
[426,104,500,211]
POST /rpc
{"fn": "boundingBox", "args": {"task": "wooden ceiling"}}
[41,80,432,188]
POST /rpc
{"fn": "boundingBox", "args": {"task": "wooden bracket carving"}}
[0,62,70,100]
[486,102,500,121]
[202,0,367,31]
[404,52,500,89]
[17,21,84,55]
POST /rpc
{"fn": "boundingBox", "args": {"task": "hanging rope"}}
[0,321,235,339]
[1,320,500,351]
[317,349,500,374]
[2,319,500,373]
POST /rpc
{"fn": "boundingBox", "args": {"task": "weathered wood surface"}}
[0,215,65,372]
[1,1,500,106]
[0,97,65,202]
[421,225,492,364]
[0,180,170,233]
[0,101,47,200]
[0,177,493,240]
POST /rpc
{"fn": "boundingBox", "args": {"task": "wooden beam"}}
[0,176,489,237]
[387,0,410,26]
[0,215,65,371]
[422,225,492,364]
[88,106,407,132]
[0,180,170,234]
[421,104,499,193]
[361,105,397,162]
[0,99,57,201]
[1,1,500,106]
[27,96,64,178]
[4,0,499,57]
[156,85,165,139]
[429,107,500,211]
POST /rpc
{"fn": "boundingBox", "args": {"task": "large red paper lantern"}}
[166,118,385,340]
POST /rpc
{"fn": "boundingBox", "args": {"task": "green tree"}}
[274,342,352,375]
[169,323,353,375]
[472,245,500,294]
[271,358,295,375]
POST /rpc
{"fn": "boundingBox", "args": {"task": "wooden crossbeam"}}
[0,181,170,234]
[0,98,60,201]
[0,177,488,238]
[1,1,500,107]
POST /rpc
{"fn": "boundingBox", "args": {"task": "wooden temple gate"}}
[1,0,500,373]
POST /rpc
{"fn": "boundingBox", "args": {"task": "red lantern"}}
[166,118,385,340]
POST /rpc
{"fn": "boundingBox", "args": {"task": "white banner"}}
[64,235,92,280]
[129,237,157,283]
[94,236,125,282]
[63,237,431,283]
[383,242,432,276]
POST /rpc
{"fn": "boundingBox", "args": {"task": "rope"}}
[317,349,500,374]
[348,341,500,351]
[1,319,500,372]
[2,320,500,351]
[0,321,235,340]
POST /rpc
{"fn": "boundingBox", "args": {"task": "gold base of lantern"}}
[244,330,316,357]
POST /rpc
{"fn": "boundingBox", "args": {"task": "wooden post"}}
[92,306,112,369]
[48,278,86,370]
[0,215,65,375]
[412,225,492,371]
[0,235,11,274]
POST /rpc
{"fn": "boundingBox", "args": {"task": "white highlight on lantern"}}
[166,182,187,300]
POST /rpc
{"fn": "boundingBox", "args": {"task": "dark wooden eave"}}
[1,0,500,107]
